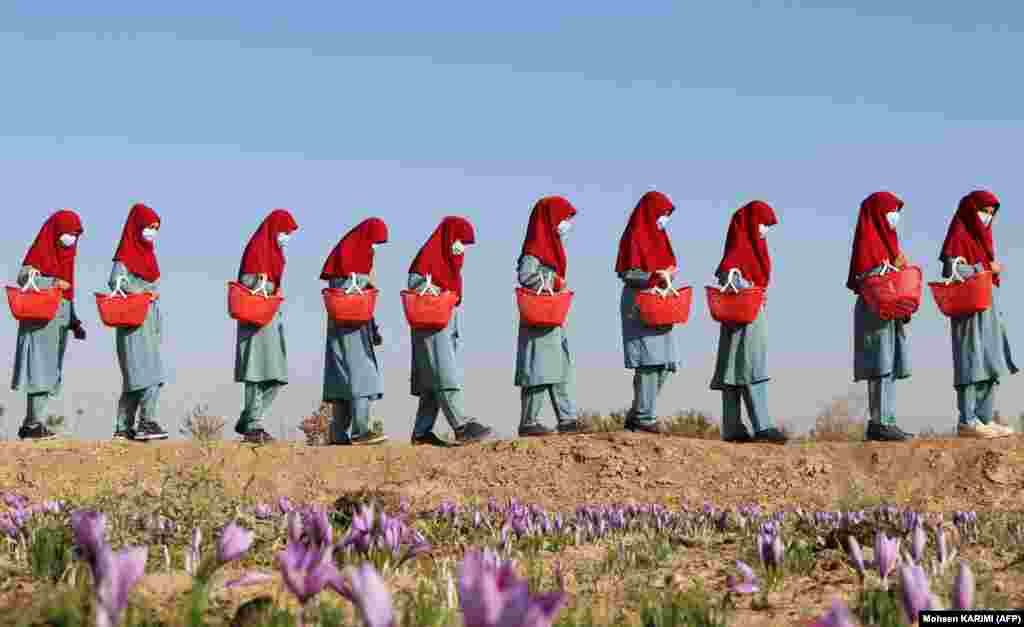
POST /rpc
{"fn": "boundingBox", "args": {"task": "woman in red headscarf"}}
[514,196,583,437]
[10,210,85,440]
[406,216,494,446]
[710,201,787,444]
[233,209,298,444]
[320,217,389,446]
[615,190,680,434]
[847,191,914,442]
[108,203,169,441]
[939,190,1017,439]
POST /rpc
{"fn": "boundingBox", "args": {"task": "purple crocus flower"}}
[224,571,273,589]
[253,503,273,520]
[276,533,345,604]
[70,510,148,627]
[874,532,900,586]
[458,549,565,627]
[217,522,254,564]
[758,531,784,571]
[899,564,933,623]
[952,562,974,610]
[344,563,396,627]
[185,527,202,576]
[811,599,856,627]
[910,523,927,564]
[343,505,375,554]
[726,561,760,594]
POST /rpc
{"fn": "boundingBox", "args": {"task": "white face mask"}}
[277,232,291,248]
[885,211,900,229]
[557,220,572,237]
[758,224,770,239]
[141,228,158,242]
[978,212,993,227]
[451,240,466,256]
[59,234,78,248]
[656,214,671,230]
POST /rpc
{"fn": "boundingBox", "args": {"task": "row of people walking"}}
[8,189,1015,445]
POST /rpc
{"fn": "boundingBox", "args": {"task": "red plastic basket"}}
[635,286,693,326]
[401,289,458,330]
[929,271,993,318]
[323,287,378,326]
[6,286,62,322]
[228,281,283,327]
[705,286,766,325]
[95,292,152,328]
[516,288,574,327]
[860,265,923,321]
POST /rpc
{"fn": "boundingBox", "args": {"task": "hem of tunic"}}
[235,377,288,385]
[11,384,59,395]
[852,372,911,382]
[122,380,166,393]
[514,378,572,388]
[410,386,462,397]
[624,362,679,371]
[710,376,771,391]
[953,370,1016,387]
[323,392,383,402]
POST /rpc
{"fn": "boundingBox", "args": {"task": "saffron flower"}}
[811,599,856,627]
[343,563,396,627]
[70,510,148,627]
[726,560,760,594]
[458,549,565,627]
[951,561,974,610]
[873,532,900,587]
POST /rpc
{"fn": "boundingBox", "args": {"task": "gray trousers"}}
[236,381,282,433]
[330,397,371,442]
[520,383,577,429]
[116,384,161,431]
[25,392,53,428]
[956,379,997,426]
[631,366,671,424]
[867,374,896,425]
[721,381,774,438]
[413,389,469,437]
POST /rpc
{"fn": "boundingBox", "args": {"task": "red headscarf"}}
[320,217,389,280]
[238,209,299,287]
[715,200,778,288]
[408,216,475,303]
[846,191,903,293]
[22,209,83,300]
[113,203,161,283]
[941,190,1001,286]
[519,196,577,278]
[615,191,677,273]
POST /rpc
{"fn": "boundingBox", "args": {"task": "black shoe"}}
[893,425,916,439]
[411,432,454,447]
[753,428,789,444]
[865,422,910,442]
[723,432,754,443]
[133,421,169,441]
[113,429,136,441]
[455,422,494,444]
[625,419,662,434]
[518,423,556,438]
[18,424,57,441]
[557,421,588,435]
[242,429,275,444]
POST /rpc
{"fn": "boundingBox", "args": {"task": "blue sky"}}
[1,1,1022,439]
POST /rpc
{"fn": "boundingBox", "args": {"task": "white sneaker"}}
[987,422,1015,436]
[957,422,1003,439]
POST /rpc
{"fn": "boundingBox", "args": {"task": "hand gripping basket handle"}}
[943,256,969,285]
[645,269,678,299]
[20,268,42,293]
[344,272,365,295]
[249,273,272,298]
[110,274,130,299]
[417,274,441,297]
[878,259,899,276]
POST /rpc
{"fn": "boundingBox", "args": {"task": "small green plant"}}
[28,524,73,583]
[180,403,226,442]
[640,583,731,627]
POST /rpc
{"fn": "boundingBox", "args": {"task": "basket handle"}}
[418,274,441,297]
[344,272,365,295]
[943,257,968,285]
[878,260,899,276]
[249,273,271,298]
[536,272,557,296]
[110,274,130,299]
[719,268,744,293]
[644,270,679,298]
[20,269,42,293]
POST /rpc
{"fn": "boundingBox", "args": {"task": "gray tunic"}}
[619,269,680,370]
[408,272,463,395]
[234,273,288,384]
[323,273,383,401]
[515,255,574,387]
[941,258,1018,386]
[10,266,71,395]
[109,262,166,392]
[710,272,769,389]
[853,263,911,382]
